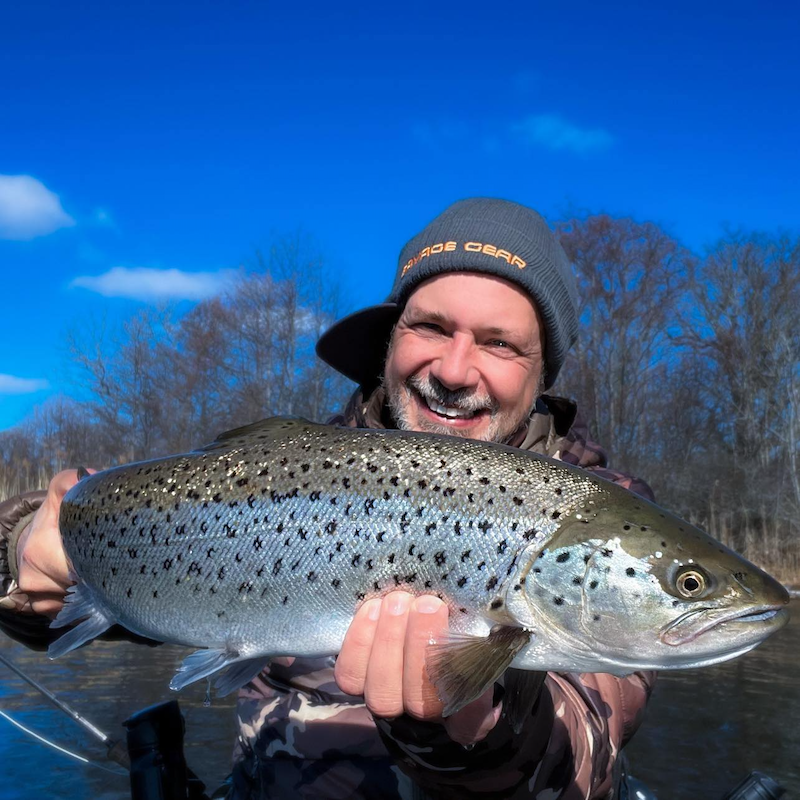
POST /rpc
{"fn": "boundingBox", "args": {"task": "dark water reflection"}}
[0,601,797,798]
[626,599,799,797]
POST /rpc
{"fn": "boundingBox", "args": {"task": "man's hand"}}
[335,591,501,746]
[15,469,92,618]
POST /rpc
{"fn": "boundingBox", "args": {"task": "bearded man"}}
[1,198,655,799]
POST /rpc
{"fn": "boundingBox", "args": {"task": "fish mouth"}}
[660,604,789,646]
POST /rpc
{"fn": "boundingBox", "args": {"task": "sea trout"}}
[50,418,789,715]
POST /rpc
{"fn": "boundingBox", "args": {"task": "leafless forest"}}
[2,219,798,581]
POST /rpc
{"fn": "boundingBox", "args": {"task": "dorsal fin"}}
[198,416,316,452]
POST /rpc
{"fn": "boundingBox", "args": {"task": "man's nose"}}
[431,333,479,390]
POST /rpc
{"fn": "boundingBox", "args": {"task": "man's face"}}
[383,272,545,443]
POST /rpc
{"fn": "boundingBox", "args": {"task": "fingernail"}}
[387,592,410,616]
[363,599,381,621]
[415,595,443,614]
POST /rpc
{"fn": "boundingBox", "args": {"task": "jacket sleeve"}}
[376,669,655,799]
[0,491,161,651]
[376,416,657,798]
[0,491,59,650]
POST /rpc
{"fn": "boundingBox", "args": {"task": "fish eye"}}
[676,568,707,598]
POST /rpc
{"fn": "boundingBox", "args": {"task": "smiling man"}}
[1,198,656,799]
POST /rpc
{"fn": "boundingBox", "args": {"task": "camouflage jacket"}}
[0,391,656,799]
[230,389,656,799]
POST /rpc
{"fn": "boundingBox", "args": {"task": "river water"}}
[0,602,797,799]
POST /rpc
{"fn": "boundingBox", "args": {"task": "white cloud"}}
[0,374,50,395]
[71,266,237,301]
[513,114,614,154]
[0,175,76,240]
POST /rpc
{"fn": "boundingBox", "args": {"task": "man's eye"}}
[415,322,444,334]
[488,339,510,349]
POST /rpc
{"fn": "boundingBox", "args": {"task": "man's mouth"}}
[422,395,479,420]
[411,388,490,426]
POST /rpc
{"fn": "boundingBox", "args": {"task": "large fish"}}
[50,418,789,715]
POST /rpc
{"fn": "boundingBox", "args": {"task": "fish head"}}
[514,491,790,673]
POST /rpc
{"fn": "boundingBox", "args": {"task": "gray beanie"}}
[316,197,579,390]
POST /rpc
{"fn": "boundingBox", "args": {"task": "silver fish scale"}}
[59,419,611,656]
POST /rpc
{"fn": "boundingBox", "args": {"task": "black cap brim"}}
[315,303,401,390]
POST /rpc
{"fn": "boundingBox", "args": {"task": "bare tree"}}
[556,214,690,481]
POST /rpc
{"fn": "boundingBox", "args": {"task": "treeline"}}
[0,235,353,495]
[1,220,798,580]
[557,217,800,582]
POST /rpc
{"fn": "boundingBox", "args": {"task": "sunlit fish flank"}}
[50,418,790,716]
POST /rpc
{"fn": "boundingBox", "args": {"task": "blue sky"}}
[1,0,799,429]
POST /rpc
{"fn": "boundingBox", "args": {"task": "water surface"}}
[0,601,797,798]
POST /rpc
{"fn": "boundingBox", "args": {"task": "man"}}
[0,198,654,798]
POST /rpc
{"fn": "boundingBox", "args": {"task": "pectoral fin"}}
[425,625,531,717]
[502,668,547,734]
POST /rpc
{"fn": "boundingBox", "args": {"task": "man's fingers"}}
[334,599,382,696]
[443,687,500,745]
[402,595,448,719]
[364,591,412,718]
[48,469,85,504]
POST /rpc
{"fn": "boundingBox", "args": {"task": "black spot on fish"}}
[388,553,395,564]
[496,539,507,555]
[486,576,498,591]
[551,511,561,520]
[554,597,564,605]
[593,614,601,622]
[218,566,226,580]
[589,580,598,589]
[626,567,636,576]
[352,554,361,567]
[434,551,446,566]
[623,524,631,531]
[332,578,340,588]
[556,552,570,563]
[602,548,613,557]
[307,571,317,582]
[513,497,524,506]
[457,576,468,588]
[425,523,437,536]
[572,576,582,585]
[490,599,503,609]
[583,554,591,563]
[478,520,492,534]
[163,558,172,571]
[461,549,471,562]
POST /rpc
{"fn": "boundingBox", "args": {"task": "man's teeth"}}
[423,397,476,419]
